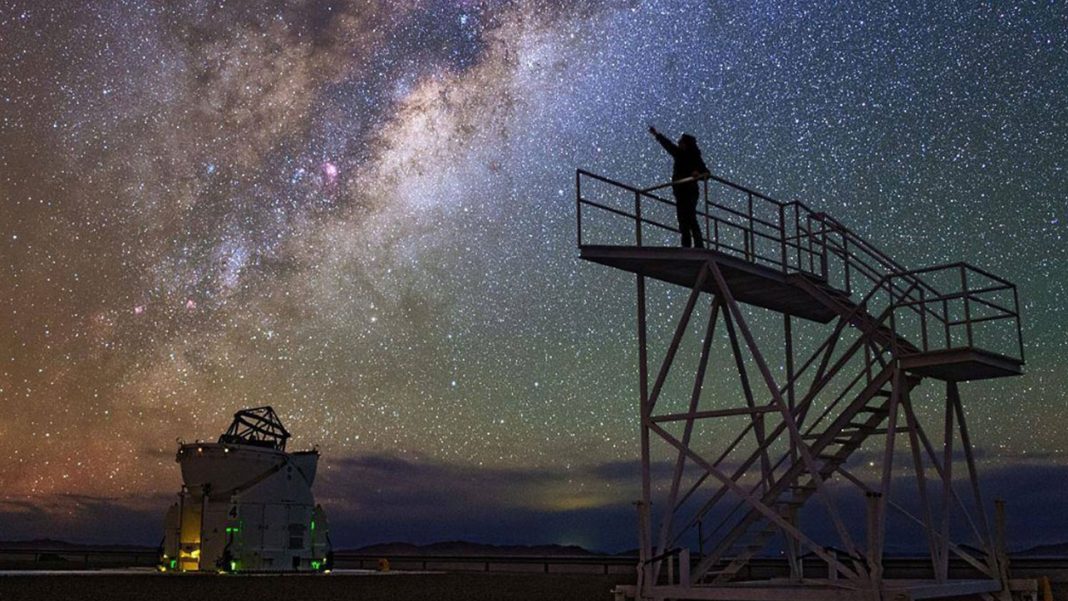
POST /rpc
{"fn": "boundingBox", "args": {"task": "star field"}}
[0,1,1066,548]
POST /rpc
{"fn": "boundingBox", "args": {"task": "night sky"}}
[1,1,1066,552]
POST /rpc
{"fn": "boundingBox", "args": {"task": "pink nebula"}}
[321,161,339,184]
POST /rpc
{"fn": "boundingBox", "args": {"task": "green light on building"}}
[311,560,321,570]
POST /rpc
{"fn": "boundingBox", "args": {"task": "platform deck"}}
[579,245,842,323]
[900,347,1024,381]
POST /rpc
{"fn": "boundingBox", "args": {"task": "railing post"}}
[680,548,690,586]
[804,213,812,272]
[887,278,898,356]
[920,288,929,352]
[943,298,951,348]
[1013,286,1024,362]
[961,265,973,348]
[793,204,801,270]
[576,170,582,247]
[704,179,710,249]
[820,222,829,280]
[747,192,755,261]
[778,204,787,273]
[843,235,851,294]
[634,190,643,247]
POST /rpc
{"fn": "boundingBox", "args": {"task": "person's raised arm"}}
[648,125,679,157]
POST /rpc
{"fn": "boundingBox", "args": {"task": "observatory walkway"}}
[575,170,1026,601]
[576,169,1023,381]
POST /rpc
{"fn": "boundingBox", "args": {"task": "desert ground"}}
[0,570,635,601]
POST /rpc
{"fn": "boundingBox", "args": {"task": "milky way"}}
[1,1,1066,550]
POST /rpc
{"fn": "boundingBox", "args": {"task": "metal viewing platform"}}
[575,169,1028,601]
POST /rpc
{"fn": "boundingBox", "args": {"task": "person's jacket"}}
[655,133,709,199]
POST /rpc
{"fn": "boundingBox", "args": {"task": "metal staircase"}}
[574,169,1027,601]
[689,274,926,584]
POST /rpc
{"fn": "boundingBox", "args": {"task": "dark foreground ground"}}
[0,571,635,601]
[0,572,1064,601]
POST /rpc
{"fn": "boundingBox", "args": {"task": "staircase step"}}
[872,427,907,435]
[803,426,868,440]
[846,423,904,435]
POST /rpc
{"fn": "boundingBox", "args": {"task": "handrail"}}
[641,175,705,193]
[645,172,905,292]
[575,169,1024,363]
[577,168,642,193]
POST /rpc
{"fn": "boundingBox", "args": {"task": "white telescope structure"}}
[160,406,331,573]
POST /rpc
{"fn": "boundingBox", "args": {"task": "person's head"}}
[679,133,698,152]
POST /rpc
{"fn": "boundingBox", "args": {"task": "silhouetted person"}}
[649,126,709,248]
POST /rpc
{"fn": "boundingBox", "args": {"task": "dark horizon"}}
[4,452,1067,555]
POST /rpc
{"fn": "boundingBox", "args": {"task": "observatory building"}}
[160,407,331,573]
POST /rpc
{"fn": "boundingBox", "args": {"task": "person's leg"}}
[675,196,692,247]
[689,202,704,248]
[680,196,702,248]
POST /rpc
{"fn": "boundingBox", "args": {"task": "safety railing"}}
[577,169,926,304]
[576,168,936,333]
[576,169,829,279]
[883,263,1024,362]
[799,262,1023,442]
[576,169,1024,365]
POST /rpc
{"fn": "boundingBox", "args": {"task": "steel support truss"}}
[622,259,1011,601]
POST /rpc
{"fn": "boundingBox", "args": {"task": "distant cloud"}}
[1,453,1064,553]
